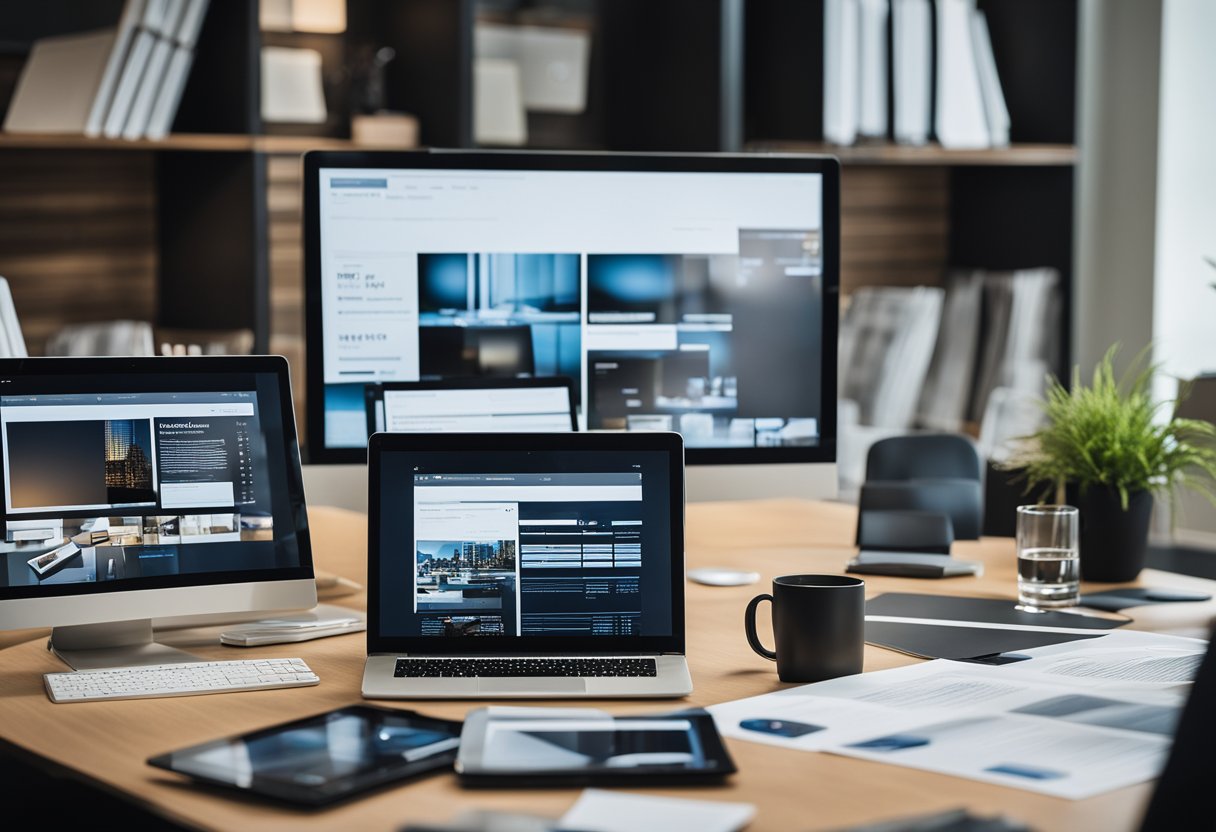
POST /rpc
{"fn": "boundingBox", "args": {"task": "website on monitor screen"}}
[376,450,675,641]
[0,390,290,591]
[318,168,825,452]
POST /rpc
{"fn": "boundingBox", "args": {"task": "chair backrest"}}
[856,510,954,554]
[865,433,982,483]
[859,479,984,540]
[1138,624,1216,831]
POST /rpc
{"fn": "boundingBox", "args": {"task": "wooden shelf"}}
[0,133,406,154]
[745,141,1079,166]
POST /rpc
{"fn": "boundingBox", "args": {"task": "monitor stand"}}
[49,619,204,671]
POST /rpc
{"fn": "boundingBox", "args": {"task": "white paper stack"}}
[838,285,944,429]
[916,270,983,430]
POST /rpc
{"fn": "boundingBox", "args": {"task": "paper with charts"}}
[708,631,1207,799]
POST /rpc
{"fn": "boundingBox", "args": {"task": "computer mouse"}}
[687,567,760,587]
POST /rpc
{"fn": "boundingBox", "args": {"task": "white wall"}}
[1152,0,1216,401]
[1153,0,1216,543]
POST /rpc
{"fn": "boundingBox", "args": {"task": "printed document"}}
[709,631,1206,799]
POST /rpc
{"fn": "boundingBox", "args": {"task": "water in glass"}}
[1018,546,1080,609]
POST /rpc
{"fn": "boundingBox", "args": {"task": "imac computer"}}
[0,356,315,669]
[303,150,839,506]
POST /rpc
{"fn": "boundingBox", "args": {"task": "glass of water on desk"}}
[1016,504,1080,611]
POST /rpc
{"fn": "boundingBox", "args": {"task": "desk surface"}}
[2,499,1214,832]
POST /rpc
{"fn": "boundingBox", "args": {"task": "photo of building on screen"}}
[415,539,519,636]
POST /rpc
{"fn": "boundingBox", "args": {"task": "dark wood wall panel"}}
[0,150,157,353]
[840,166,950,295]
[266,153,307,431]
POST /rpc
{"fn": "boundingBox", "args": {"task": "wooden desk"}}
[1,499,1213,831]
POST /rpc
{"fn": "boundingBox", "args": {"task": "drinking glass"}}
[1016,504,1080,611]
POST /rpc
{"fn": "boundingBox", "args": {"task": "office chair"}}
[857,433,984,540]
[1138,623,1216,831]
[855,510,954,554]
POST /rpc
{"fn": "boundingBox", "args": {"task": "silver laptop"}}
[361,431,692,699]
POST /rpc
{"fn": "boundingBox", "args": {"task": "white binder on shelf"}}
[892,0,932,145]
[121,0,189,139]
[934,0,989,149]
[102,26,156,137]
[857,0,889,138]
[84,0,147,136]
[823,0,861,145]
[970,8,1010,147]
[145,0,211,140]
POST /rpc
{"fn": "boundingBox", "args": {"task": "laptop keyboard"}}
[394,657,658,678]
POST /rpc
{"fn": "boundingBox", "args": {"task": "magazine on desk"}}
[709,631,1207,799]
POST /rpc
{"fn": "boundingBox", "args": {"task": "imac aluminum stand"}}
[48,619,203,670]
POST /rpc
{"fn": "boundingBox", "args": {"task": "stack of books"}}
[824,0,1009,148]
[2,0,210,140]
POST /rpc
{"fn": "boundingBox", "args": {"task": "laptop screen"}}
[370,435,682,653]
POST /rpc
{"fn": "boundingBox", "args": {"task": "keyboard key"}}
[393,657,657,678]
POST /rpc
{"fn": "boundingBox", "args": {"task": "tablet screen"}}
[148,705,462,806]
[455,708,735,784]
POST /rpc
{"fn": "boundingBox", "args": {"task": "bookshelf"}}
[0,0,1080,451]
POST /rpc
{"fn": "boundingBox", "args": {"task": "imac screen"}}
[0,368,310,598]
[308,156,837,464]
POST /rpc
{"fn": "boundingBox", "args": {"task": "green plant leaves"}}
[1007,345,1216,512]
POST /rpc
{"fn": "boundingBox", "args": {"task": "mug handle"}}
[744,593,777,661]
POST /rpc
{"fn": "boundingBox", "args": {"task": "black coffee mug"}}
[744,574,865,683]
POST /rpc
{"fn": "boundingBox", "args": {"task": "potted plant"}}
[1008,346,1216,582]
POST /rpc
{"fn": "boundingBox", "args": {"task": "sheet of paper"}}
[993,630,1208,689]
[834,713,1168,799]
[558,789,755,832]
[709,632,1205,799]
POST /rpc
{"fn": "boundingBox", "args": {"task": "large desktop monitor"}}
[304,150,840,480]
[0,356,315,669]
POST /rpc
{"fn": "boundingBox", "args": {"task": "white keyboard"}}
[44,657,319,703]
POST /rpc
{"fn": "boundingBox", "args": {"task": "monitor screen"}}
[0,359,311,604]
[305,151,839,465]
[365,378,577,435]
[368,432,684,655]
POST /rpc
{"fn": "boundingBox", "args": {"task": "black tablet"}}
[148,705,462,807]
[454,707,736,788]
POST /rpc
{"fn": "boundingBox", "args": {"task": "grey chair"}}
[857,433,984,540]
[855,510,954,554]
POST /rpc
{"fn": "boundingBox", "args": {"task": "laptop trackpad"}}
[479,677,587,694]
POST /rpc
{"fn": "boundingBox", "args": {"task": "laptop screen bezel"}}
[363,376,579,437]
[366,430,686,656]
